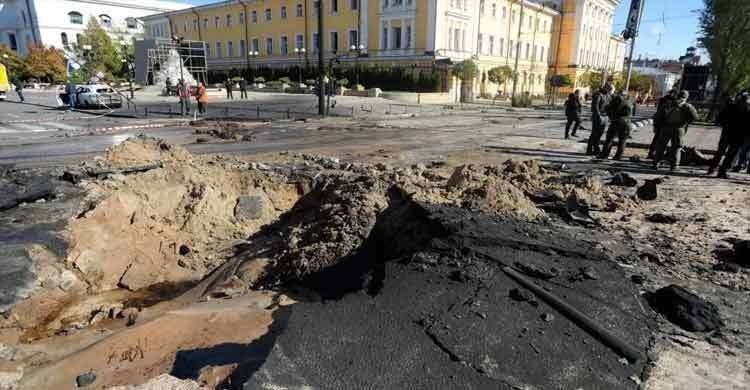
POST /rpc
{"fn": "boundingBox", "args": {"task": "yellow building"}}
[140,0,621,97]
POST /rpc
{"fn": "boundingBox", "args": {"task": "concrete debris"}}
[636,179,659,201]
[108,374,205,390]
[609,172,638,187]
[75,371,96,387]
[646,213,680,224]
[646,285,724,332]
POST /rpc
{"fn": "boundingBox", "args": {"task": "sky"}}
[184,0,705,61]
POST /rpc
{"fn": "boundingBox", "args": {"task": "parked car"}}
[0,64,9,101]
[58,84,123,108]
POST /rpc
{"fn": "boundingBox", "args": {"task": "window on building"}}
[266,37,273,54]
[252,11,257,23]
[535,17,539,31]
[543,20,547,32]
[297,4,303,17]
[227,14,232,27]
[313,1,320,16]
[540,46,544,62]
[183,22,187,33]
[126,17,137,29]
[216,42,222,57]
[512,10,516,23]
[525,43,530,59]
[453,28,460,51]
[509,40,514,57]
[489,36,494,54]
[499,37,504,56]
[331,0,338,13]
[477,33,483,54]
[205,42,210,57]
[61,33,69,47]
[350,0,358,10]
[265,8,271,21]
[502,6,507,19]
[382,27,388,50]
[99,14,112,28]
[240,39,246,55]
[313,32,320,52]
[392,26,401,49]
[239,12,245,24]
[349,30,358,48]
[405,25,411,48]
[330,31,338,52]
[227,41,234,56]
[532,45,537,60]
[69,11,83,25]
[193,19,198,30]
[296,34,304,49]
[492,3,496,17]
[204,18,208,29]
[479,0,484,15]
[214,16,219,28]
[281,6,287,19]
[448,28,453,50]
[281,36,288,55]
[461,29,466,51]
[252,38,259,52]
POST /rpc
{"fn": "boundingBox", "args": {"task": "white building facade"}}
[0,0,189,56]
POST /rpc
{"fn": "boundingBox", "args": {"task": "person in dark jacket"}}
[225,78,234,100]
[239,77,248,99]
[587,83,613,154]
[648,89,678,159]
[652,90,699,170]
[65,81,77,111]
[708,92,750,178]
[598,91,635,160]
[564,90,582,139]
[12,78,24,102]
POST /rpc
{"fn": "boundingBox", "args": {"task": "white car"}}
[59,84,123,108]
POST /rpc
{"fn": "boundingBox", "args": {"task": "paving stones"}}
[646,285,724,332]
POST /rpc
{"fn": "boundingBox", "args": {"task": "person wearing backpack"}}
[652,90,699,171]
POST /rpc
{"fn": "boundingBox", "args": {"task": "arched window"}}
[281,6,287,19]
[61,33,69,47]
[69,11,83,24]
[265,8,271,21]
[99,14,112,27]
[296,3,303,17]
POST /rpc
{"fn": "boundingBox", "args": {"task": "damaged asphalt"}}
[241,198,655,390]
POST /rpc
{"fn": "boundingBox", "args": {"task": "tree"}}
[22,45,66,83]
[487,65,515,87]
[452,59,479,82]
[699,0,750,97]
[549,74,572,88]
[75,17,122,80]
[0,44,24,78]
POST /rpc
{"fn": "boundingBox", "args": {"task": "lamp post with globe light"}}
[349,44,365,87]
[248,50,259,83]
[294,47,305,85]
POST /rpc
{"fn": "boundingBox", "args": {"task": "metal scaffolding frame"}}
[146,39,208,85]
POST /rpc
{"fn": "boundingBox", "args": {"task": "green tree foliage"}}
[22,45,66,83]
[549,74,572,87]
[487,65,514,86]
[452,60,479,82]
[699,0,750,96]
[76,17,122,79]
[0,44,25,78]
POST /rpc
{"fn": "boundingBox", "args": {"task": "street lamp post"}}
[294,47,306,85]
[349,44,365,87]
[249,50,259,83]
[119,40,135,99]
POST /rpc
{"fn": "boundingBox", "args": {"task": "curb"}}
[83,122,177,135]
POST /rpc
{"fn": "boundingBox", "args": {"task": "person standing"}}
[239,77,248,99]
[707,94,738,175]
[224,78,233,100]
[177,79,191,116]
[597,91,635,160]
[196,81,208,115]
[708,93,749,178]
[65,81,77,111]
[12,78,24,102]
[648,89,678,159]
[587,84,612,154]
[564,90,582,139]
[652,90,698,171]
[165,77,172,96]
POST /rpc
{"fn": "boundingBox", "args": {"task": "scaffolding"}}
[146,39,207,85]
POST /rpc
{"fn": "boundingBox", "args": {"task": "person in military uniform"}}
[652,90,699,171]
[586,83,613,155]
[648,89,678,159]
[597,90,634,160]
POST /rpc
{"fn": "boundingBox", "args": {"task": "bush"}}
[336,78,349,87]
[511,94,532,107]
[265,80,282,88]
[355,84,365,91]
[254,76,266,83]
[279,76,292,84]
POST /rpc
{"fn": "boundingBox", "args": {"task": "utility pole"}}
[623,0,645,92]
[317,0,325,116]
[511,0,525,98]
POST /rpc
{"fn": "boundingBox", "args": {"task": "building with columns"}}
[139,0,623,97]
[550,0,625,92]
[0,0,189,57]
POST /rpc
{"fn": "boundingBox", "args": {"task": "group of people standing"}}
[223,78,249,100]
[175,79,208,116]
[707,92,750,178]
